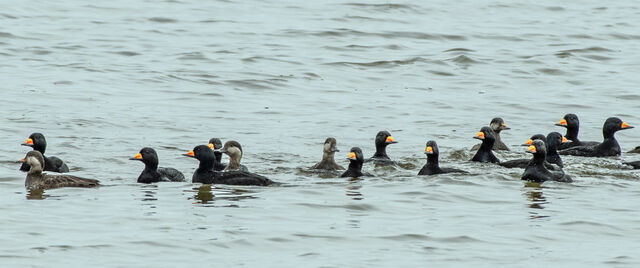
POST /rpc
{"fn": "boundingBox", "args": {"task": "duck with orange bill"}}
[341,147,372,178]
[559,117,633,157]
[471,117,510,151]
[499,132,567,170]
[366,130,398,165]
[184,145,274,186]
[22,151,99,190]
[418,140,467,175]
[522,140,572,183]
[19,133,69,173]
[129,147,185,183]
[470,127,500,163]
[207,138,226,171]
[555,113,599,150]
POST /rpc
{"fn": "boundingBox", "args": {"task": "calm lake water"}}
[2,0,640,266]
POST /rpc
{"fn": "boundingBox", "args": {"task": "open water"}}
[1,0,640,267]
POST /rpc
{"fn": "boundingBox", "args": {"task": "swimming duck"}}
[522,140,572,183]
[207,138,226,171]
[418,140,467,175]
[623,161,640,169]
[129,147,185,183]
[471,117,510,151]
[628,146,640,154]
[218,141,249,172]
[184,145,273,186]
[470,127,500,163]
[366,131,397,164]
[341,147,371,178]
[311,137,345,171]
[19,133,69,173]
[559,117,633,157]
[555,113,599,150]
[499,133,567,169]
[22,151,99,190]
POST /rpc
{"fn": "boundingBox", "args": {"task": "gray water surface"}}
[2,0,640,267]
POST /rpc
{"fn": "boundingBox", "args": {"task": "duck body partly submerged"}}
[23,151,99,190]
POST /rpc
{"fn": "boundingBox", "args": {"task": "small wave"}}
[537,68,567,76]
[325,57,428,67]
[109,51,140,56]
[148,17,178,23]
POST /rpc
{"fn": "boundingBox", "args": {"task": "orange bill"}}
[348,152,356,160]
[24,138,34,145]
[186,150,195,157]
[475,132,485,139]
[133,153,142,159]
[385,136,395,143]
[425,146,433,153]
[562,136,568,143]
[558,119,567,126]
[524,139,533,145]
[622,122,632,128]
[528,145,536,153]
[20,158,25,162]
[208,143,215,150]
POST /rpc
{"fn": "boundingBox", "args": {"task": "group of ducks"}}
[17,114,640,191]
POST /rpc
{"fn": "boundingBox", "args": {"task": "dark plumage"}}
[555,113,599,150]
[341,147,371,178]
[624,161,640,169]
[521,140,572,183]
[366,130,397,164]
[23,151,99,190]
[499,132,566,169]
[559,117,633,157]
[208,138,226,171]
[218,141,249,172]
[628,146,640,154]
[311,137,345,170]
[129,147,185,183]
[418,140,466,175]
[19,133,69,173]
[184,145,273,186]
[471,117,510,151]
[470,127,500,163]
[545,132,566,168]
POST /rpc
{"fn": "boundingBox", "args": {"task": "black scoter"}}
[418,140,466,175]
[559,117,633,157]
[130,147,185,183]
[470,127,500,163]
[184,145,273,186]
[19,133,69,173]
[555,113,599,150]
[366,131,397,164]
[208,138,226,171]
[341,147,372,178]
[521,140,572,183]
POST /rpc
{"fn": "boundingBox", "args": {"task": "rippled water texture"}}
[2,0,640,266]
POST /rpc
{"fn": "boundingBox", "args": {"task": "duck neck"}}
[532,152,546,165]
[197,158,215,173]
[227,154,242,170]
[427,153,439,168]
[347,160,363,173]
[566,126,579,141]
[480,138,495,152]
[321,151,336,165]
[373,143,389,158]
